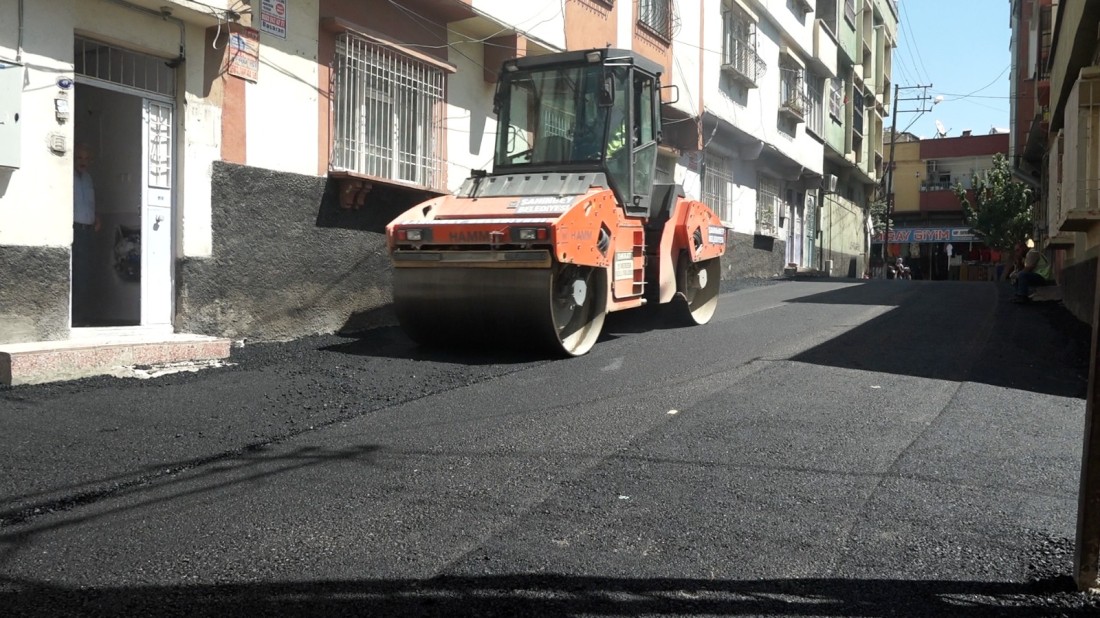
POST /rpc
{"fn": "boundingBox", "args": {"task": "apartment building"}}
[880,131,1009,280]
[0,0,893,349]
[1012,0,1100,324]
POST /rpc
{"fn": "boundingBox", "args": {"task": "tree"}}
[869,198,891,237]
[953,153,1034,254]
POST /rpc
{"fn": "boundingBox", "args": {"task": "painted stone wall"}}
[721,231,788,280]
[0,246,70,343]
[176,162,405,342]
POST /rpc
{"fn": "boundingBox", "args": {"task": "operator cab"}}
[492,48,664,217]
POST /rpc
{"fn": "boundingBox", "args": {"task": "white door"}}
[141,99,173,326]
[787,196,804,267]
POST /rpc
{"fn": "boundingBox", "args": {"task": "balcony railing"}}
[1057,70,1100,231]
[779,69,806,122]
[722,38,766,87]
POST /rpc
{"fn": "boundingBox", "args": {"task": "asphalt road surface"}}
[1,278,1098,617]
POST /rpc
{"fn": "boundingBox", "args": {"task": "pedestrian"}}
[72,142,99,326]
[1010,242,1050,303]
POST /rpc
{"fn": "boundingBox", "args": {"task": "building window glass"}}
[806,74,824,137]
[829,77,843,120]
[332,33,445,191]
[844,0,856,26]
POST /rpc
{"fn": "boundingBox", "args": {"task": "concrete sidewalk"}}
[0,327,231,386]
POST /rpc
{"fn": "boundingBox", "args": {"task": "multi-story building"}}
[881,131,1009,279]
[0,0,894,354]
[1013,0,1100,324]
[816,0,897,278]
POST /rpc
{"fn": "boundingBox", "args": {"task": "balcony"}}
[779,77,807,122]
[1044,232,1075,249]
[1057,68,1100,232]
[778,67,805,121]
[920,187,968,212]
[721,39,766,88]
[812,20,838,78]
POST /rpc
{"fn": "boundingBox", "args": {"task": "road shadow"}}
[318,325,554,365]
[785,280,1090,399]
[0,444,382,560]
[1,572,1095,617]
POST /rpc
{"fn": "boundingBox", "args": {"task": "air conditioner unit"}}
[822,174,838,193]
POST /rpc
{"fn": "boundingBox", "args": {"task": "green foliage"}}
[869,198,891,236]
[953,153,1033,254]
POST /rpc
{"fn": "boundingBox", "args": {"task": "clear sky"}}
[891,0,1012,140]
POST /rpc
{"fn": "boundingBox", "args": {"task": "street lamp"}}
[881,84,938,278]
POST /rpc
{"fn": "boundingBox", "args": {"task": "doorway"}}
[72,38,175,329]
[786,190,805,268]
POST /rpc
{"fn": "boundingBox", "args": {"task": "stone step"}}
[0,330,232,386]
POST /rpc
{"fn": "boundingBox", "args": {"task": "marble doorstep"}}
[0,331,232,386]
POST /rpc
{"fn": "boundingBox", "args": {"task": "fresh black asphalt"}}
[0,278,1097,616]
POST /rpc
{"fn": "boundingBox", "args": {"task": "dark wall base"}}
[721,231,787,280]
[176,162,410,342]
[1061,256,1097,326]
[0,245,71,344]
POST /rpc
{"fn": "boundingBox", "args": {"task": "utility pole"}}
[881,84,935,277]
[1077,269,1100,591]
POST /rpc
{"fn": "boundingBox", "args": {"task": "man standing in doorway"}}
[72,142,99,326]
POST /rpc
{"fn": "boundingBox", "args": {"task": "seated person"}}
[1010,243,1049,303]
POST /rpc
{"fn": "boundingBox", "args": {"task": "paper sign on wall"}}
[260,0,287,39]
[227,28,260,82]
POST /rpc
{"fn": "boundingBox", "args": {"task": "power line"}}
[898,0,932,85]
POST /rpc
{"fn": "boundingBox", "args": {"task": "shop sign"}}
[874,227,978,243]
[260,0,287,39]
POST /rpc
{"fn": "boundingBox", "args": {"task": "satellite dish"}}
[934,120,948,138]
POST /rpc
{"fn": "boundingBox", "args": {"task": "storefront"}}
[872,227,1005,281]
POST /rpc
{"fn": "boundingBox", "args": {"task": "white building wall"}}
[444,33,498,192]
[179,23,218,259]
[701,0,823,175]
[0,0,75,248]
[244,0,319,176]
[469,1,567,50]
[0,0,224,260]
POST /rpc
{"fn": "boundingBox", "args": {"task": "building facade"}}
[882,132,1010,280]
[0,0,895,348]
[1013,0,1100,324]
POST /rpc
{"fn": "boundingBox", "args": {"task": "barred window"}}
[722,3,760,85]
[703,153,735,224]
[332,34,445,191]
[779,57,806,118]
[756,175,780,236]
[639,0,672,39]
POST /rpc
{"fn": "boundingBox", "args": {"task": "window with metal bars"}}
[779,60,806,118]
[639,0,672,39]
[331,34,445,191]
[722,3,763,86]
[756,175,780,236]
[73,36,176,97]
[703,153,735,224]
